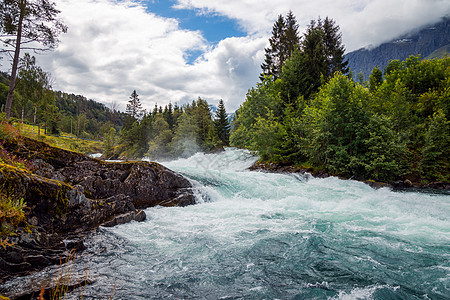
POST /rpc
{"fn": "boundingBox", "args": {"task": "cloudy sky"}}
[4,0,450,112]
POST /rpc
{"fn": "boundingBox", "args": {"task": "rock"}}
[63,239,85,252]
[101,210,147,227]
[135,209,147,222]
[0,271,95,300]
[364,180,392,189]
[424,182,450,190]
[24,255,51,268]
[0,136,196,284]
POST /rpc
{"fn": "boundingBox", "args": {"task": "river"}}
[9,149,450,299]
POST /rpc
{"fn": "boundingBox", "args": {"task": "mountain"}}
[345,17,450,80]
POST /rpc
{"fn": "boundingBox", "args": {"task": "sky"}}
[3,0,450,112]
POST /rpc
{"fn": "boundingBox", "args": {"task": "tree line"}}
[231,12,449,183]
[115,91,230,160]
[0,58,124,140]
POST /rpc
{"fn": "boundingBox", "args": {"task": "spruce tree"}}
[282,11,300,60]
[123,90,142,130]
[298,17,348,98]
[163,102,174,130]
[260,14,286,80]
[214,99,230,146]
[260,11,301,81]
[322,17,348,77]
[126,90,142,120]
[300,19,327,98]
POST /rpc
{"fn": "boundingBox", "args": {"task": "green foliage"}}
[304,74,370,176]
[250,110,286,161]
[54,91,124,138]
[118,97,221,160]
[421,110,450,181]
[146,114,173,160]
[362,114,407,181]
[0,191,27,237]
[232,52,449,183]
[102,127,116,158]
[230,78,281,148]
[369,67,383,93]
[213,99,230,147]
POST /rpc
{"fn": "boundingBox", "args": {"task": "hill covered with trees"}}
[231,13,449,184]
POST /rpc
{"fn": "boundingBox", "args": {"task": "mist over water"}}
[9,149,449,299]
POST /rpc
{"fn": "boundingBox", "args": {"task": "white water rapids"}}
[4,148,450,299]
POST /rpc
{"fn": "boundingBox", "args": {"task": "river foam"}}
[10,148,450,299]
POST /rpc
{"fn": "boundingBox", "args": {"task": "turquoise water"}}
[37,149,450,298]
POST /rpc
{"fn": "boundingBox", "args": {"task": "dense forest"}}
[231,12,449,183]
[0,63,124,141]
[116,94,230,160]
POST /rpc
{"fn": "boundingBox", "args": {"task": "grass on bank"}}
[18,123,103,154]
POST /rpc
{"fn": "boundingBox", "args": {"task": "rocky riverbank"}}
[249,161,450,191]
[0,136,196,296]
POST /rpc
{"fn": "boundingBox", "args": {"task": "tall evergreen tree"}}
[163,102,175,130]
[322,17,348,78]
[123,90,142,130]
[260,14,286,80]
[214,99,230,146]
[126,90,142,120]
[300,19,327,98]
[260,11,300,81]
[297,17,348,98]
[282,11,300,60]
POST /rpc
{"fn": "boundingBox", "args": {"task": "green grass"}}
[0,190,27,239]
[18,123,103,154]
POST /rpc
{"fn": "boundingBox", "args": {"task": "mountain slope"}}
[346,17,450,80]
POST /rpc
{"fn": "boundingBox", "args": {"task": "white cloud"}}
[174,0,450,51]
[4,0,448,113]
[29,0,266,112]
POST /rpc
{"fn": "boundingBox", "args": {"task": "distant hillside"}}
[346,17,449,80]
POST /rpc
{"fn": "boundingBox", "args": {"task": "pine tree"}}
[214,99,230,146]
[282,11,300,60]
[322,17,348,78]
[163,102,174,130]
[260,14,286,80]
[298,17,348,98]
[126,90,143,120]
[300,19,327,98]
[123,90,142,131]
[260,11,300,81]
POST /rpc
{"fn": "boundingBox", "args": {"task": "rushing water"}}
[6,149,450,299]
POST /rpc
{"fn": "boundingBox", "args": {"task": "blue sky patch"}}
[145,0,246,63]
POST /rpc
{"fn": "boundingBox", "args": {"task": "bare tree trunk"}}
[21,107,24,132]
[33,105,37,134]
[5,0,26,120]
